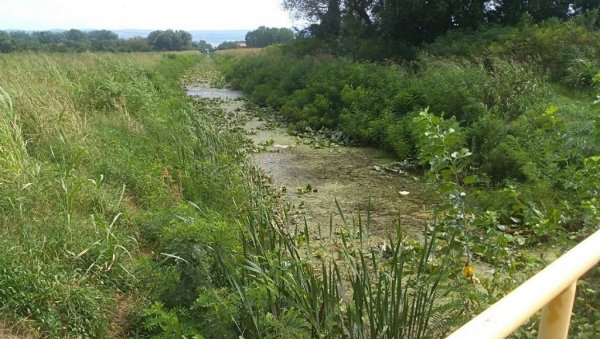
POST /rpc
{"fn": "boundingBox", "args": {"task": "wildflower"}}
[462,262,480,285]
[462,262,474,278]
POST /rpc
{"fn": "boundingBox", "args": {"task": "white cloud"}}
[0,0,294,30]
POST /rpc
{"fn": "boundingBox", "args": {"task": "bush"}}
[425,14,600,89]
[221,51,552,169]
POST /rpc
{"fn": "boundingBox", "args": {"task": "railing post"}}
[538,281,577,339]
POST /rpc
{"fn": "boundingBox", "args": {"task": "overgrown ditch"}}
[186,82,431,257]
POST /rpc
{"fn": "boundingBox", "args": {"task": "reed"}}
[225,165,456,338]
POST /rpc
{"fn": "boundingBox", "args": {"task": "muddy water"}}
[187,85,429,244]
[185,86,244,99]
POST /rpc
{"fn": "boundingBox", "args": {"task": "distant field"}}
[214,47,263,56]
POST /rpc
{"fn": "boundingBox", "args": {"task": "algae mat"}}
[187,84,430,245]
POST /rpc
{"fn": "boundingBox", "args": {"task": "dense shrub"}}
[426,14,600,89]
[220,52,557,182]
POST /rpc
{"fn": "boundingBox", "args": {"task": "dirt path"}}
[187,85,430,249]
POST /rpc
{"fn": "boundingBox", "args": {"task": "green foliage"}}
[75,61,157,116]
[221,54,409,147]
[221,190,455,338]
[426,15,600,88]
[142,302,204,339]
[221,17,600,335]
[413,106,600,334]
[0,31,15,52]
[595,72,600,103]
[0,52,237,337]
[2,14,599,335]
[571,267,600,339]
[221,50,555,170]
[0,29,192,53]
[192,288,240,338]
[147,30,193,51]
[283,1,600,59]
[131,58,461,339]
[0,228,123,337]
[245,26,294,48]
[216,41,241,50]
[154,207,241,306]
[193,40,213,52]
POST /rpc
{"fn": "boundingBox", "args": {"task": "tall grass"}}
[0,52,205,337]
[205,164,460,338]
[0,86,28,192]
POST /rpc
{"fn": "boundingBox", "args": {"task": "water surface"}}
[187,86,429,244]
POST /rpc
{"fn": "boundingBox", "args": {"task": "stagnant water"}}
[185,86,244,99]
[187,85,429,245]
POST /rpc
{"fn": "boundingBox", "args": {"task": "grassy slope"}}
[0,52,254,337]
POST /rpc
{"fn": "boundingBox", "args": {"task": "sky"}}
[0,0,295,31]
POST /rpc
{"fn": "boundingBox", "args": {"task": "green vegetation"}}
[0,52,249,337]
[282,0,599,60]
[221,16,600,238]
[0,29,211,53]
[2,6,600,338]
[0,51,459,337]
[216,41,242,50]
[147,30,193,51]
[0,29,151,52]
[216,27,294,51]
[245,26,294,48]
[219,13,600,337]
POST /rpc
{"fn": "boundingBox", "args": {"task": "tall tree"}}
[8,31,35,51]
[320,0,342,36]
[87,30,119,40]
[194,40,213,52]
[283,0,330,22]
[147,30,192,51]
[246,27,294,47]
[284,0,599,46]
[347,0,375,26]
[0,31,15,53]
[33,31,64,44]
[64,29,86,41]
[284,0,375,37]
[486,0,571,24]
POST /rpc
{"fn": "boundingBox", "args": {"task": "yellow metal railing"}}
[447,229,600,339]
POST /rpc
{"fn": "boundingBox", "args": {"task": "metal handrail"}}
[447,228,600,339]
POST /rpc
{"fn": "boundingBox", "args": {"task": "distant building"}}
[237,42,247,48]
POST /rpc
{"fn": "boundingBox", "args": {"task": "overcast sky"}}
[0,0,295,30]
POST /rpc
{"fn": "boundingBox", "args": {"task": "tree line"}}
[0,26,296,53]
[283,0,600,58]
[215,26,295,50]
[0,29,211,53]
